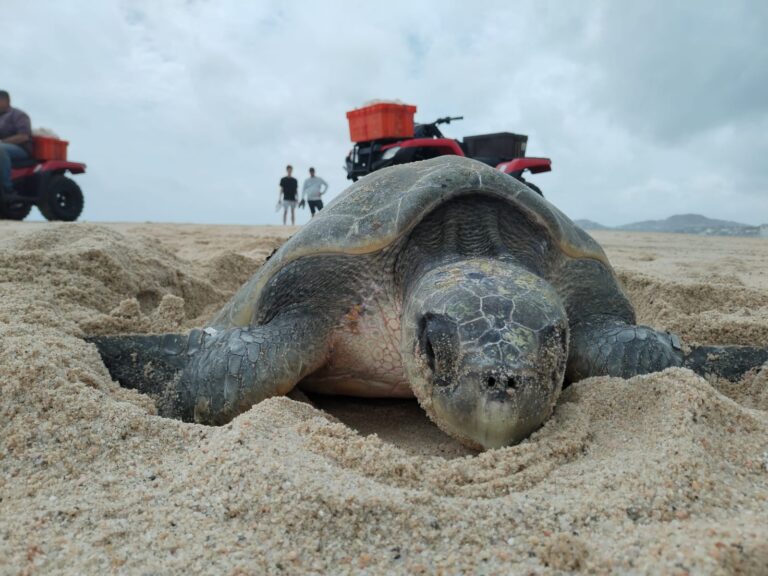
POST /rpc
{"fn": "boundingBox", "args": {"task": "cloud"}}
[589,2,768,144]
[2,0,766,226]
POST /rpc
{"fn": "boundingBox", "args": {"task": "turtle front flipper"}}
[87,332,190,400]
[89,312,331,424]
[566,319,684,382]
[683,345,768,382]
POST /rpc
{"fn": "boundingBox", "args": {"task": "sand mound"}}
[619,270,768,347]
[1,223,767,574]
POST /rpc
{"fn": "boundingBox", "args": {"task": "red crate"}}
[33,136,69,161]
[346,102,417,142]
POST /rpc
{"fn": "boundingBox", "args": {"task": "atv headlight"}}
[381,146,401,161]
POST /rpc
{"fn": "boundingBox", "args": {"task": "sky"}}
[3,0,767,227]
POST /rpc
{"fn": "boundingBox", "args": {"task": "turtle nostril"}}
[486,376,497,388]
[506,377,519,390]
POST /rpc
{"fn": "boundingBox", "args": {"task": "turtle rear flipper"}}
[683,345,768,382]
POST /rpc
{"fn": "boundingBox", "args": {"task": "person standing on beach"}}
[278,165,298,226]
[301,167,328,217]
[0,90,33,194]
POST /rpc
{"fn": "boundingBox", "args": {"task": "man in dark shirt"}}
[0,90,33,193]
[278,164,298,225]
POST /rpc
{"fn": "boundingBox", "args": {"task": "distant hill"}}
[618,213,752,234]
[573,213,766,237]
[573,219,610,230]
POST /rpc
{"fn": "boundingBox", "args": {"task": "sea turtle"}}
[91,156,768,449]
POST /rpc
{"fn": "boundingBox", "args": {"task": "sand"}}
[1,222,767,575]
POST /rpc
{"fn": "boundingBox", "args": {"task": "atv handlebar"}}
[412,116,464,139]
[434,116,463,125]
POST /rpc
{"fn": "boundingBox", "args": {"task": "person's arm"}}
[320,178,328,195]
[301,179,308,201]
[2,134,30,145]
[3,111,32,145]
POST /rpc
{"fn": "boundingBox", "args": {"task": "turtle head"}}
[402,259,568,450]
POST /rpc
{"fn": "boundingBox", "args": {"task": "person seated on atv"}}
[0,90,33,193]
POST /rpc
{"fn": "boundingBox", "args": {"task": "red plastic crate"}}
[33,136,69,161]
[346,102,417,142]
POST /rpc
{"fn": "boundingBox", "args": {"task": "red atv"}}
[2,136,86,221]
[344,105,551,195]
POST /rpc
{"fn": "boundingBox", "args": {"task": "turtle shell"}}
[213,156,610,327]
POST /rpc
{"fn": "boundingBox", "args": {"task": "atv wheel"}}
[524,181,543,196]
[38,175,84,222]
[0,200,33,220]
[512,175,544,197]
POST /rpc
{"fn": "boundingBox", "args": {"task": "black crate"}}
[463,132,528,159]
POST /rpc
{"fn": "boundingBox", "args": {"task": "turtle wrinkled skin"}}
[91,156,768,450]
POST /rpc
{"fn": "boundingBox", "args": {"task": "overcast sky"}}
[4,0,767,226]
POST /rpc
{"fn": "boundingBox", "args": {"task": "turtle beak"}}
[432,359,562,449]
[476,368,548,447]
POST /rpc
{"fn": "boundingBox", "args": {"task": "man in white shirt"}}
[301,167,328,217]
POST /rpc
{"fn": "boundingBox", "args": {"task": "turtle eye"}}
[418,315,437,372]
[418,313,457,383]
[424,337,436,372]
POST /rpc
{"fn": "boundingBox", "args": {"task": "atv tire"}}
[524,181,543,197]
[38,175,84,222]
[0,200,33,220]
[512,175,544,197]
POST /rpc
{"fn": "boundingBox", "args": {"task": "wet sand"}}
[1,222,766,574]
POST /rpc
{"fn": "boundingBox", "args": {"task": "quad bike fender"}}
[389,138,465,157]
[38,160,86,175]
[496,157,552,175]
[11,160,86,180]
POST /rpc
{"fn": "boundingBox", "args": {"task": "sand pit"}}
[1,222,767,574]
